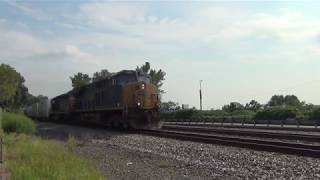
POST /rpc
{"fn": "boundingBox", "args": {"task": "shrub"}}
[67,135,78,151]
[160,112,176,119]
[254,107,299,120]
[174,109,196,119]
[2,111,36,134]
[5,134,103,180]
[309,108,320,121]
[159,160,170,168]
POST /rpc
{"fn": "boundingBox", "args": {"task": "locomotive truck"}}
[25,70,161,129]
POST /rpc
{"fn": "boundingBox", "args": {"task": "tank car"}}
[50,70,160,129]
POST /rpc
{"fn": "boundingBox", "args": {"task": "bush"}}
[5,134,103,180]
[67,135,78,151]
[2,111,36,134]
[309,108,320,121]
[160,109,255,122]
[159,160,170,168]
[160,112,176,119]
[174,109,196,119]
[254,107,299,120]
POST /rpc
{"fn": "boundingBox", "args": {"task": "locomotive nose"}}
[135,83,158,109]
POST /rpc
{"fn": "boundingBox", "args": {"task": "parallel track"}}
[139,129,320,158]
[162,125,320,142]
[163,122,320,132]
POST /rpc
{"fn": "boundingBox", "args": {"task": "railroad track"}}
[162,125,320,142]
[139,129,320,158]
[163,122,320,132]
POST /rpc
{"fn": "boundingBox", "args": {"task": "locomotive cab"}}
[135,82,159,109]
[122,81,160,128]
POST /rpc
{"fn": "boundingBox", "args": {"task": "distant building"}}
[182,104,189,110]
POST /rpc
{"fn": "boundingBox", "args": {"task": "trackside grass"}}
[2,111,35,134]
[5,134,104,180]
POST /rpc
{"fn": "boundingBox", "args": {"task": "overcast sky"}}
[1,1,320,109]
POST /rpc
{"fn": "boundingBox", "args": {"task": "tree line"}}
[0,64,47,109]
[221,95,309,112]
[161,95,320,121]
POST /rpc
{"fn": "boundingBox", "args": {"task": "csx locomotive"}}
[25,70,160,129]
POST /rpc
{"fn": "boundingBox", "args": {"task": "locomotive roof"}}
[111,70,149,78]
[52,70,148,100]
[52,70,149,100]
[94,69,149,82]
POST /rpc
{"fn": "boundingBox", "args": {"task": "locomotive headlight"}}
[141,84,145,89]
[137,102,141,106]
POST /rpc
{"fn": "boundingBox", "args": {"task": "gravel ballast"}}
[36,122,320,180]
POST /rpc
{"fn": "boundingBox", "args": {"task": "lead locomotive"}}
[25,70,160,129]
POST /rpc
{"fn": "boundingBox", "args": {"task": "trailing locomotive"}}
[25,70,160,129]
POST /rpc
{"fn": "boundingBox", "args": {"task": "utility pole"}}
[199,80,203,111]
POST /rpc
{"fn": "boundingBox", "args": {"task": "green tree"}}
[0,64,19,104]
[254,107,299,120]
[92,69,112,82]
[0,64,35,108]
[12,74,29,107]
[245,100,262,112]
[222,102,244,112]
[25,93,39,105]
[70,72,91,89]
[268,95,285,107]
[284,95,301,107]
[160,101,180,112]
[310,108,320,122]
[136,62,166,93]
[268,95,301,107]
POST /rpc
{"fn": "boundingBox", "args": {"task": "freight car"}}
[26,70,161,129]
[24,98,50,120]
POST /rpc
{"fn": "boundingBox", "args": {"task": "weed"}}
[66,135,78,151]
[5,134,104,180]
[159,160,170,168]
[2,111,35,134]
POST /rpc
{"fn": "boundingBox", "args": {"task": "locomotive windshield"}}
[137,75,150,83]
[112,70,150,85]
[136,70,150,83]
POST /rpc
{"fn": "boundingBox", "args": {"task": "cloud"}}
[0,18,6,24]
[75,3,320,55]
[0,29,48,59]
[4,0,49,20]
[79,2,147,30]
[0,22,101,97]
[65,44,98,64]
[2,2,320,107]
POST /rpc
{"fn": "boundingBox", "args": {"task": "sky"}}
[1,1,320,109]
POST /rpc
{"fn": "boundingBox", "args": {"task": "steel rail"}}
[163,122,320,132]
[139,129,320,158]
[162,125,320,142]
